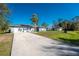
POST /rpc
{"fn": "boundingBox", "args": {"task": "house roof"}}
[10,24,46,28]
[19,24,33,27]
[10,24,33,28]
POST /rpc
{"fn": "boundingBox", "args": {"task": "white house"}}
[10,24,46,33]
[39,27,46,31]
[57,27,63,31]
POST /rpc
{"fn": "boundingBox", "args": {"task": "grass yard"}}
[0,33,13,56]
[36,31,79,45]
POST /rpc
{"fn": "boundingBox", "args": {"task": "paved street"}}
[11,32,79,56]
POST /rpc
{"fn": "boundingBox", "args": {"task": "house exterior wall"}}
[57,27,63,31]
[10,26,46,33]
[39,28,46,31]
[10,27,20,33]
[31,28,35,32]
[10,27,35,33]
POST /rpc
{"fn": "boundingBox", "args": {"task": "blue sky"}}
[7,3,79,26]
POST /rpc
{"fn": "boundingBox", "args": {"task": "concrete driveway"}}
[11,32,79,56]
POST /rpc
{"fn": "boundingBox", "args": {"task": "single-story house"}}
[57,27,63,31]
[53,25,63,31]
[9,24,46,33]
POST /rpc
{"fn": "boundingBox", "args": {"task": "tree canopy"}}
[41,22,48,28]
[0,4,10,32]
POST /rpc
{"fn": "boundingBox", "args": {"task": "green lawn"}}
[36,31,79,45]
[0,33,13,56]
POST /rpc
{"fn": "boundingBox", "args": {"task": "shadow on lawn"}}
[58,38,79,46]
[41,39,79,56]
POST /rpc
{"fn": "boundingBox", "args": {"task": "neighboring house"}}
[39,27,46,31]
[53,25,63,31]
[10,24,46,33]
[56,27,63,31]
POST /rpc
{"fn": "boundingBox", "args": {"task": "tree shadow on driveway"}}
[41,39,79,56]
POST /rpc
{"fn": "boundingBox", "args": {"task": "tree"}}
[0,4,10,32]
[41,22,48,28]
[72,16,79,30]
[70,22,75,31]
[31,13,39,31]
[0,4,9,15]
[57,19,69,33]
[61,21,67,33]
[57,18,64,27]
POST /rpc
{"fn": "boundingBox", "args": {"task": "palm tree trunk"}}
[34,23,37,32]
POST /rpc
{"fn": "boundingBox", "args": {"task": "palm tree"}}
[31,13,38,31]
[0,4,10,32]
[0,4,9,14]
